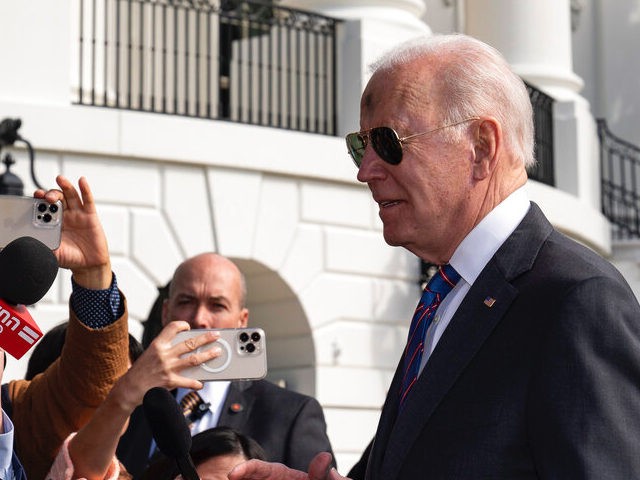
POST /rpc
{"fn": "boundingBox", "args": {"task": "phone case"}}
[0,195,63,250]
[171,327,267,381]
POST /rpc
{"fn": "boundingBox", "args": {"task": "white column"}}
[0,0,73,106]
[466,0,603,245]
[465,0,582,96]
[280,0,431,135]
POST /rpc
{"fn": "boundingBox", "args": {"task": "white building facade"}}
[1,0,638,471]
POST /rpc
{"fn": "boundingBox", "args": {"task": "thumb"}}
[308,452,335,480]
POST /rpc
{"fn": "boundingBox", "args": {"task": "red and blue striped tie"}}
[400,264,461,408]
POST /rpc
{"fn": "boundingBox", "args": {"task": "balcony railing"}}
[525,81,555,187]
[598,119,640,240]
[75,0,341,135]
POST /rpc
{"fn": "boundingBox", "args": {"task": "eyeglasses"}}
[345,117,480,168]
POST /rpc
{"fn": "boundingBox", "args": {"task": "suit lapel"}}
[216,380,256,430]
[380,261,518,480]
[372,203,553,480]
[365,360,403,480]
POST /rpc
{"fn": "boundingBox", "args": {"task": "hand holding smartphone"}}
[171,327,267,382]
[0,195,63,250]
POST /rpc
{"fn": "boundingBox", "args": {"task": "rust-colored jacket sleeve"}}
[8,296,129,480]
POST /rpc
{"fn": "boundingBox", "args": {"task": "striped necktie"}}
[179,390,209,429]
[400,264,461,408]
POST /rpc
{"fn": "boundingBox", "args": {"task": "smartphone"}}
[0,195,63,250]
[171,327,268,381]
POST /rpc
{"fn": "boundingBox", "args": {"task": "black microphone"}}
[0,236,58,358]
[143,387,200,480]
[0,236,58,305]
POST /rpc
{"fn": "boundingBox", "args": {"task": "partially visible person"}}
[228,32,640,480]
[25,321,144,381]
[2,175,130,479]
[141,282,170,350]
[45,321,221,480]
[0,350,26,479]
[142,426,266,480]
[117,253,334,478]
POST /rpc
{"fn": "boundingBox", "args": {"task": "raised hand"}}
[113,321,222,411]
[34,175,111,289]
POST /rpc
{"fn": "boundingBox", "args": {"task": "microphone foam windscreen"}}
[143,387,192,459]
[0,236,58,305]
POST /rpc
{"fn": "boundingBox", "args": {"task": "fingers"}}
[228,460,306,480]
[143,322,222,391]
[156,321,221,358]
[175,330,220,357]
[328,469,349,480]
[77,176,97,214]
[33,176,94,211]
[55,175,83,210]
[308,453,335,480]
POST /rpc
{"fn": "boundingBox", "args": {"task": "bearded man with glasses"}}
[229,33,640,480]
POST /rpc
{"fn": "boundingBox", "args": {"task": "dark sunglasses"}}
[345,117,480,168]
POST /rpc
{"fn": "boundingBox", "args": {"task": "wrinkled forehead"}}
[360,63,438,126]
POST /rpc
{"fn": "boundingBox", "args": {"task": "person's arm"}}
[9,175,130,480]
[65,321,220,480]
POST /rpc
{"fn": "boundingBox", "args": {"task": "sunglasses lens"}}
[346,132,366,167]
[371,127,402,165]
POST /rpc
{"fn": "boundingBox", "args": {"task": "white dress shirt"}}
[0,410,16,480]
[419,186,531,373]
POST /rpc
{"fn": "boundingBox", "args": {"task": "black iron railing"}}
[525,81,555,186]
[75,0,340,135]
[598,119,640,240]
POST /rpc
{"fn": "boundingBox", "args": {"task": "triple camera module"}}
[239,330,262,353]
[36,201,59,224]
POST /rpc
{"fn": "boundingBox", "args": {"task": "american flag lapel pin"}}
[483,296,496,308]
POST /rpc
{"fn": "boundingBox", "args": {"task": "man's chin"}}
[382,230,404,247]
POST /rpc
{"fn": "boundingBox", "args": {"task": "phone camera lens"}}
[37,203,48,213]
[246,343,256,353]
[49,204,58,213]
[239,332,249,343]
[43,213,52,223]
[251,332,261,342]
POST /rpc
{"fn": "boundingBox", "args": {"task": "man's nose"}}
[357,149,386,183]
[191,305,213,329]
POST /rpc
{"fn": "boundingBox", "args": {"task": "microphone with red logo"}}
[0,236,58,359]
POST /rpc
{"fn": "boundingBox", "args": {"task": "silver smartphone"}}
[0,195,63,250]
[171,327,268,381]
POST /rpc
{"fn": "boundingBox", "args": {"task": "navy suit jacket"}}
[11,451,27,480]
[117,379,334,479]
[357,203,640,480]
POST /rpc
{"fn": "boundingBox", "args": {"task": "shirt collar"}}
[450,186,530,286]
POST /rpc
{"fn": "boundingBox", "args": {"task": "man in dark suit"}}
[117,252,334,478]
[228,33,640,480]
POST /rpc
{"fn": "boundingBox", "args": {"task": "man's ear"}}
[471,118,500,180]
[239,308,249,328]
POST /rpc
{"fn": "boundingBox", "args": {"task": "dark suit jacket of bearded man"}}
[354,203,640,480]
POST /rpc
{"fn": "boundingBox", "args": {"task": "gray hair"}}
[370,34,536,169]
